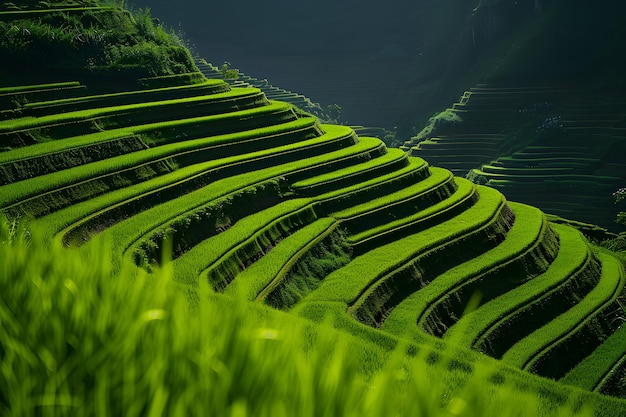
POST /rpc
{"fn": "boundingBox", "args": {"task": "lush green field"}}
[0,221,613,417]
[407,85,626,232]
[1,2,626,415]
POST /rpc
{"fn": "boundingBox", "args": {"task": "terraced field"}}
[404,84,626,231]
[2,68,625,397]
[196,60,396,144]
[1,3,626,411]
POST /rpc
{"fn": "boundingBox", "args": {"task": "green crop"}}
[195,200,317,291]
[503,254,625,370]
[225,218,336,301]
[0,219,609,416]
[291,148,407,192]
[0,88,266,133]
[348,177,477,247]
[0,81,81,94]
[56,133,378,263]
[333,167,453,226]
[312,156,429,213]
[21,80,228,113]
[24,123,353,241]
[445,224,592,348]
[0,117,318,209]
[410,203,554,337]
[301,185,505,306]
[561,325,626,392]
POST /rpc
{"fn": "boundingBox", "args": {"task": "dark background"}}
[128,0,474,133]
[129,0,626,138]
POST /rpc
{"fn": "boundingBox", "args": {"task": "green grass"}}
[0,117,319,212]
[0,221,605,416]
[20,80,229,116]
[333,167,454,234]
[502,254,625,374]
[347,194,523,329]
[137,72,207,89]
[313,156,430,215]
[0,2,625,412]
[444,224,593,349]
[0,134,148,185]
[291,148,407,195]
[0,81,82,94]
[298,185,508,307]
[0,88,267,133]
[382,203,554,338]
[198,200,318,291]
[561,325,626,392]
[0,129,137,165]
[348,177,478,251]
[131,180,285,267]
[2,119,326,224]
[225,218,337,301]
[57,133,377,262]
[170,199,311,288]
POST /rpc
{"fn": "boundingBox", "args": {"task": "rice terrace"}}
[1,0,626,416]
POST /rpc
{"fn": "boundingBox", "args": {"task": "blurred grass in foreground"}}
[0,219,593,417]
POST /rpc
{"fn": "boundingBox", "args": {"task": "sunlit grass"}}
[0,219,598,416]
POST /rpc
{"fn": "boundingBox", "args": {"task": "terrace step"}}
[52,127,367,248]
[313,156,430,216]
[469,233,601,359]
[0,87,269,136]
[347,178,479,254]
[443,224,593,351]
[0,81,88,112]
[416,203,558,337]
[502,254,625,379]
[225,218,337,301]
[381,203,557,336]
[199,199,319,291]
[561,326,626,394]
[0,99,298,150]
[257,222,350,309]
[479,165,579,176]
[416,141,499,152]
[0,103,314,170]
[290,148,409,196]
[470,169,621,184]
[333,167,455,236]
[297,185,513,318]
[0,134,149,185]
[491,157,599,169]
[0,118,322,218]
[18,80,230,117]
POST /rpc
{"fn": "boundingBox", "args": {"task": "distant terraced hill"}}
[405,84,626,232]
[1,2,626,414]
[194,59,397,145]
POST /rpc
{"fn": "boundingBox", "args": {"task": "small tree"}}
[614,187,626,226]
[326,103,341,121]
[219,62,239,80]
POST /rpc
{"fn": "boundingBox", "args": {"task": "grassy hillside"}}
[1,1,626,415]
[405,84,626,233]
[0,0,198,89]
[3,221,614,417]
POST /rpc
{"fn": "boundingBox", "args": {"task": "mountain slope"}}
[1,2,626,415]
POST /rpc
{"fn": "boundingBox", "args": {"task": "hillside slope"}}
[405,84,626,232]
[1,2,626,415]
